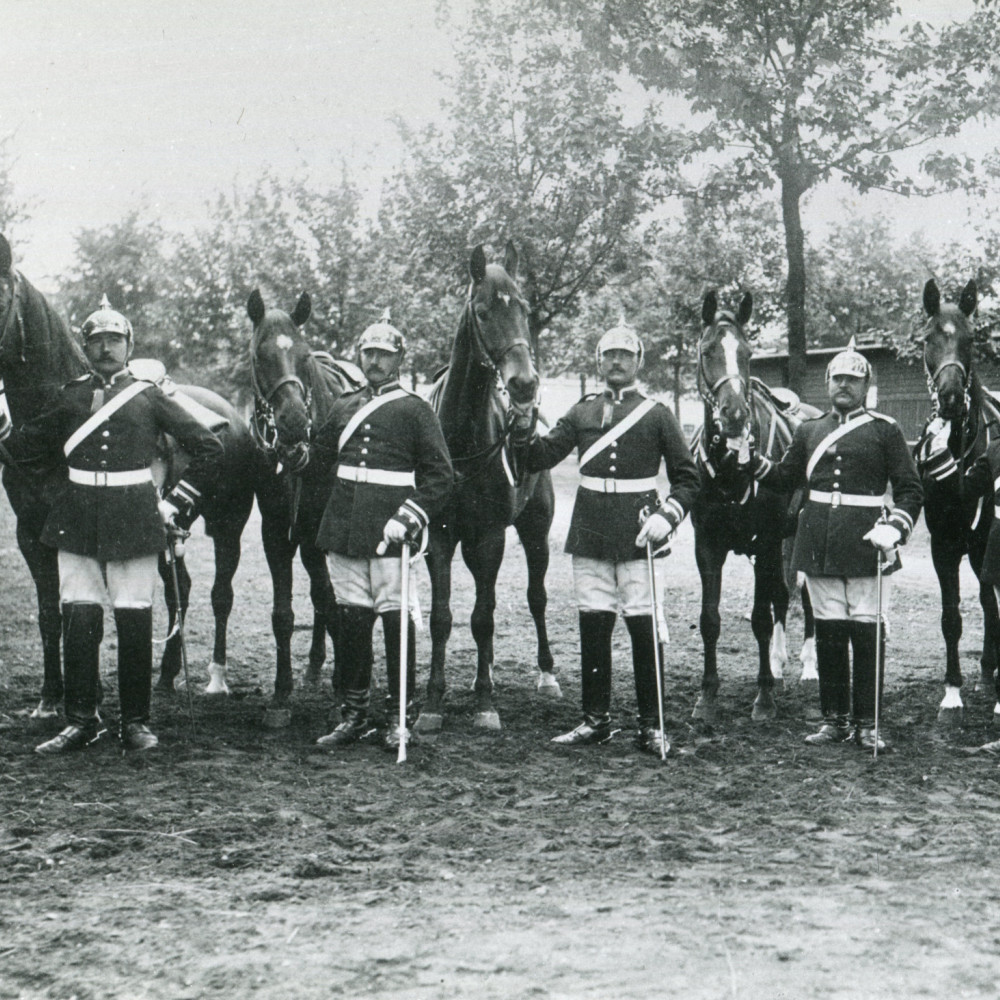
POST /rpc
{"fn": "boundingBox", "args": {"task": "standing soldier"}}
[754,341,923,750]
[513,321,700,754]
[0,297,224,754]
[311,319,452,750]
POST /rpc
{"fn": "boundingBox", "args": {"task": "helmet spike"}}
[99,293,112,310]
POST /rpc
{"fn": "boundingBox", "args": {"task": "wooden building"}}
[752,345,1000,443]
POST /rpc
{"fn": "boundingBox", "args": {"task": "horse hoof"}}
[936,706,964,727]
[751,701,777,722]
[414,712,443,733]
[262,707,292,729]
[29,699,60,720]
[204,663,230,696]
[536,673,563,699]
[473,711,501,731]
[691,696,716,724]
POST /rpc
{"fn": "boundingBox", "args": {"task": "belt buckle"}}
[606,479,617,494]
[357,467,369,484]
[97,470,108,487]
[830,490,841,509]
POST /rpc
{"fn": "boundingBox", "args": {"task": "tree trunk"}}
[781,179,807,393]
[673,359,682,420]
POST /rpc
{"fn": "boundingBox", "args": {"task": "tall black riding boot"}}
[850,619,888,750]
[317,604,377,747]
[381,610,417,749]
[115,607,158,750]
[551,611,616,745]
[625,614,669,755]
[36,603,104,755]
[805,619,852,745]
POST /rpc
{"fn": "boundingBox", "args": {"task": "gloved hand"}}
[282,441,310,473]
[863,522,902,552]
[509,404,537,447]
[158,499,180,527]
[635,510,674,548]
[926,416,951,456]
[380,504,423,552]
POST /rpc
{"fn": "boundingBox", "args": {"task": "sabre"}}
[397,540,412,764]
[640,507,669,761]
[874,547,885,761]
[166,525,196,732]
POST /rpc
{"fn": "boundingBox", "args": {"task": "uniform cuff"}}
[659,496,685,527]
[888,508,913,541]
[166,479,202,516]
[402,498,428,529]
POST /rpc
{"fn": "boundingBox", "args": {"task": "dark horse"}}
[914,278,1000,723]
[0,233,255,713]
[690,290,818,722]
[246,289,363,726]
[419,243,557,731]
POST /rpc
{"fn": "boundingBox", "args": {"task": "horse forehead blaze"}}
[275,334,294,352]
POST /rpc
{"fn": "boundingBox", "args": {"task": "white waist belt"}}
[68,467,154,487]
[808,489,885,508]
[337,465,415,487]
[579,475,657,494]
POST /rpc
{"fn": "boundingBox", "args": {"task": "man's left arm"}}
[636,406,699,547]
[865,422,923,552]
[153,390,225,522]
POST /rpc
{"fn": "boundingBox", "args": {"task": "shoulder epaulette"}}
[869,411,897,424]
[579,392,601,402]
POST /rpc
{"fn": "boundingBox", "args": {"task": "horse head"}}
[698,290,754,439]
[247,288,314,454]
[465,242,537,406]
[923,278,977,421]
[0,234,12,321]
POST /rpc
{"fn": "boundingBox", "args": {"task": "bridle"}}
[249,329,313,458]
[464,285,533,389]
[696,324,752,445]
[924,353,971,419]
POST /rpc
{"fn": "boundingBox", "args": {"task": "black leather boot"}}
[381,610,417,750]
[36,603,104,756]
[625,615,669,755]
[850,620,888,750]
[115,607,158,750]
[316,605,377,747]
[552,611,616,745]
[805,618,852,746]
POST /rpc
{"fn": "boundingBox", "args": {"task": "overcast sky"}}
[2,0,993,289]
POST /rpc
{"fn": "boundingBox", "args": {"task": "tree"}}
[377,0,686,378]
[555,0,1000,391]
[0,133,32,242]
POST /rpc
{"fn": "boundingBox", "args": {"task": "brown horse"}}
[420,243,558,732]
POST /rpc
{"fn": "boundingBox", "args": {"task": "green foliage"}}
[0,133,32,241]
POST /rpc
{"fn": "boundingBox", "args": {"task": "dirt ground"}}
[3,461,1000,1000]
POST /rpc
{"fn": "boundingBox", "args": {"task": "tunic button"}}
[360,460,367,467]
[609,465,617,472]
[610,452,617,458]
[100,461,108,468]
[832,482,840,489]
[101,445,109,451]
[102,430,110,438]
[361,448,369,455]
[364,424,371,430]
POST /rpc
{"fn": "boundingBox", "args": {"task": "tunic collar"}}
[831,405,867,425]
[602,385,641,404]
[369,378,402,397]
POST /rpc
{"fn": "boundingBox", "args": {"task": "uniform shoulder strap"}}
[63,380,153,458]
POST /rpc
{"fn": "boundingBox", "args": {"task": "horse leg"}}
[155,549,191,693]
[300,541,335,690]
[767,544,790,694]
[514,485,559,698]
[203,529,243,695]
[260,515,296,727]
[931,536,965,723]
[417,529,455,732]
[750,545,784,721]
[798,577,819,689]
[461,528,506,730]
[693,531,725,723]
[969,534,1000,695]
[16,523,63,717]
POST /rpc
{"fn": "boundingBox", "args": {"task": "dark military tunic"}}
[4,369,224,562]
[956,443,1000,585]
[756,406,923,577]
[313,380,453,558]
[521,387,700,562]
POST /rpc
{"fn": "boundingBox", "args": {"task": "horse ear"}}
[959,279,977,318]
[702,290,718,327]
[503,240,519,281]
[737,292,753,326]
[923,279,940,317]
[0,233,10,276]
[291,291,312,327]
[247,289,265,326]
[469,245,487,285]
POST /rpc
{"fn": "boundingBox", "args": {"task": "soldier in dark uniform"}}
[754,342,923,750]
[0,298,224,754]
[311,320,453,750]
[514,322,699,754]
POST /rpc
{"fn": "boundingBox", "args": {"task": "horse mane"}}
[0,270,89,421]
[305,351,363,428]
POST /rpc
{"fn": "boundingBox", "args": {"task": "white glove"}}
[863,522,902,552]
[635,510,673,548]
[926,416,951,456]
[158,499,180,526]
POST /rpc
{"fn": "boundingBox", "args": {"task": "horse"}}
[419,242,558,731]
[0,233,256,714]
[689,290,818,723]
[245,288,363,727]
[914,277,1000,723]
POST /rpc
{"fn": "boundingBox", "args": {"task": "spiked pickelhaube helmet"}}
[357,308,405,355]
[595,317,643,368]
[80,295,134,349]
[826,336,872,383]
